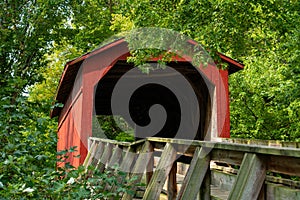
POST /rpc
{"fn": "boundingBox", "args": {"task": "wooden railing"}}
[220,138,300,148]
[84,137,300,200]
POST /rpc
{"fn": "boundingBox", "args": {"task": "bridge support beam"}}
[228,153,266,200]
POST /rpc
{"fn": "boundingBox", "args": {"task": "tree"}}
[68,0,117,51]
[0,1,74,101]
[230,21,300,140]
[29,44,83,104]
[104,0,300,140]
[0,0,73,197]
[30,0,300,140]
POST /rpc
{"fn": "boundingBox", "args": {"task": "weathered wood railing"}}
[84,137,300,200]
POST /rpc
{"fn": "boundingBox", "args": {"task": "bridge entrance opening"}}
[94,60,212,141]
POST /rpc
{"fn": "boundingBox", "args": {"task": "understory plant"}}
[1,145,138,199]
[0,97,137,199]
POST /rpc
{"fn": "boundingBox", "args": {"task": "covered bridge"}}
[51,38,243,166]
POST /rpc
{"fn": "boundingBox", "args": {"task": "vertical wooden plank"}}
[108,145,123,169]
[168,162,177,200]
[146,142,154,185]
[122,141,153,200]
[109,147,136,197]
[85,143,98,167]
[91,141,105,166]
[176,147,210,200]
[198,170,211,200]
[127,141,152,177]
[228,153,266,200]
[96,143,113,173]
[143,143,177,200]
[104,145,123,192]
[257,183,265,200]
[82,140,96,167]
[88,138,91,151]
[119,146,136,173]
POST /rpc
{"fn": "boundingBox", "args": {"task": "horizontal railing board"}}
[211,149,244,165]
[267,155,300,176]
[222,138,300,148]
[146,137,300,158]
[89,137,131,147]
[212,163,300,189]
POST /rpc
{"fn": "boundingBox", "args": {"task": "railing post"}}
[96,143,113,173]
[197,170,211,200]
[168,161,178,200]
[108,144,123,168]
[88,137,91,151]
[122,141,153,200]
[83,140,96,167]
[228,153,266,200]
[143,143,177,200]
[176,147,211,200]
[146,142,154,185]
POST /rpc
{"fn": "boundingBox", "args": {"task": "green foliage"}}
[1,0,300,198]
[29,44,83,103]
[230,45,300,141]
[1,145,137,199]
[110,13,135,32]
[0,0,73,101]
[228,1,300,140]
[115,132,135,142]
[68,0,116,52]
[104,0,300,140]
[0,96,58,198]
[48,160,138,200]
[95,116,135,142]
[0,99,135,198]
[0,1,70,198]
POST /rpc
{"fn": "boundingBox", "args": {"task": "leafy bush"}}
[115,132,135,142]
[44,151,138,200]
[94,115,135,141]
[0,97,137,199]
[1,144,138,199]
[0,97,58,198]
[54,164,138,200]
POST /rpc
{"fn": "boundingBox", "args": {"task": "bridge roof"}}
[51,38,244,118]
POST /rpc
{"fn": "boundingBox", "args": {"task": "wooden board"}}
[228,153,266,200]
[108,145,123,169]
[147,137,300,158]
[122,141,153,200]
[97,143,113,173]
[176,147,210,200]
[143,143,177,200]
[168,162,178,200]
[267,155,300,176]
[83,140,96,167]
[91,141,105,166]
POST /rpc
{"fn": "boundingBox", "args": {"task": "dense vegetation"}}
[0,0,299,198]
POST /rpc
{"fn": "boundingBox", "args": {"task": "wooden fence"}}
[84,137,300,199]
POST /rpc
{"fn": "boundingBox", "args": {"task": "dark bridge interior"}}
[94,60,212,140]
